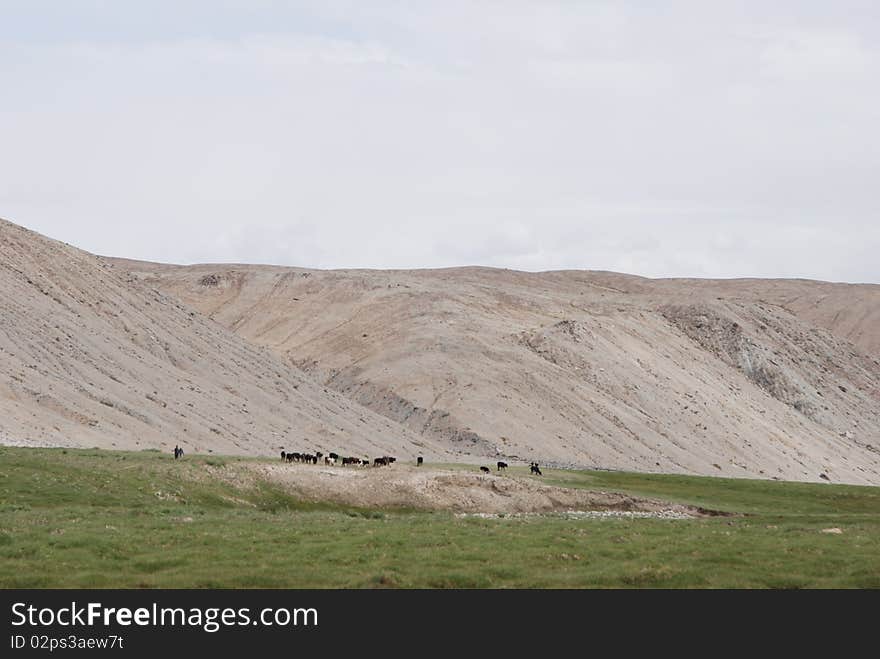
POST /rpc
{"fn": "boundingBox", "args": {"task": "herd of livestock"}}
[280,450,397,467]
[278,451,538,474]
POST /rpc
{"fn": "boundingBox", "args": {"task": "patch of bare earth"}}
[244,463,710,517]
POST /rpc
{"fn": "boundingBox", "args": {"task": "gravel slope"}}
[127,261,880,484]
[0,219,447,460]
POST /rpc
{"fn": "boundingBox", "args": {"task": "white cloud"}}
[759,28,873,80]
[0,2,878,283]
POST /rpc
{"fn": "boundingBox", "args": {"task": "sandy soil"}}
[245,462,709,516]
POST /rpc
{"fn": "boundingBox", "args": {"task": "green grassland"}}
[1,447,878,588]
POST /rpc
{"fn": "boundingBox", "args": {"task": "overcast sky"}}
[1,2,878,282]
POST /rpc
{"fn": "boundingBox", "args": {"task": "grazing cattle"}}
[287,452,300,463]
[497,461,508,471]
[530,462,542,476]
[342,456,358,466]
[417,456,423,466]
[280,451,286,461]
[329,452,339,461]
[480,466,490,474]
[374,457,389,467]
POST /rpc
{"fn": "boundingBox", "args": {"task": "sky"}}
[1,1,878,282]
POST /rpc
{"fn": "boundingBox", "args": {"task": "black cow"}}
[530,462,542,476]
[280,451,286,461]
[329,452,339,461]
[374,457,388,467]
[480,466,490,474]
[417,456,423,466]
[497,461,508,471]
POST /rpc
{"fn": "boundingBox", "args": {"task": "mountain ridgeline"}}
[2,217,878,484]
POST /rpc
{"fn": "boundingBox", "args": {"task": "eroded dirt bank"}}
[245,462,714,516]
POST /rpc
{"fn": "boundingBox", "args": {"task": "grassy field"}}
[1,447,878,588]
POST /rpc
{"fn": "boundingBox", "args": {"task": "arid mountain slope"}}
[0,220,442,459]
[615,275,880,357]
[124,262,880,485]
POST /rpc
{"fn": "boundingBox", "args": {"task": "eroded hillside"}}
[124,261,880,484]
[0,220,443,460]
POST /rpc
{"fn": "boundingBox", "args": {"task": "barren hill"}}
[0,219,442,460]
[123,262,880,485]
